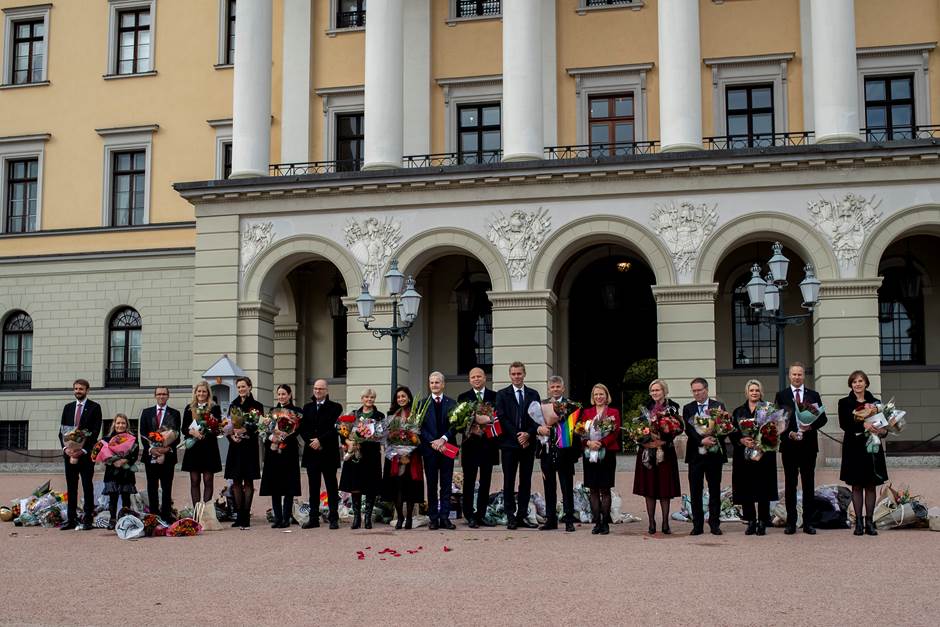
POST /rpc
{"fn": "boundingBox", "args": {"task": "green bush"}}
[620,358,658,451]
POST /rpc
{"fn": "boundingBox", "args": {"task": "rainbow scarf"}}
[556,407,580,448]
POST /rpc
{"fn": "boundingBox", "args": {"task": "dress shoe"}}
[784,524,797,535]
[271,520,282,529]
[661,522,672,535]
[302,519,319,529]
[710,527,723,536]
[506,519,518,530]
[745,521,757,536]
[591,524,601,535]
[539,520,558,531]
[467,518,479,529]
[648,522,657,535]
[756,521,766,536]
[478,518,496,527]
[395,518,405,530]
[516,518,537,529]
[565,521,576,532]
[802,525,817,535]
[428,519,439,530]
[690,527,704,536]
[853,518,864,536]
[60,522,77,531]
[600,522,610,535]
[864,517,878,536]
[441,520,456,530]
[107,520,117,531]
[328,520,339,530]
[404,518,412,530]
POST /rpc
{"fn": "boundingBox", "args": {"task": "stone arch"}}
[694,212,840,284]
[393,228,512,294]
[242,234,362,303]
[528,215,677,290]
[857,204,940,278]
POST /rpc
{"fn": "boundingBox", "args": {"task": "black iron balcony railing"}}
[402,150,503,167]
[863,124,940,142]
[456,0,501,17]
[336,9,365,28]
[702,131,815,150]
[544,140,660,159]
[0,370,31,390]
[269,159,362,176]
[105,367,140,388]
[587,0,638,6]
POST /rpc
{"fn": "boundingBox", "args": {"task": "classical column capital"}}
[487,289,557,310]
[238,300,280,321]
[818,278,883,299]
[651,283,719,304]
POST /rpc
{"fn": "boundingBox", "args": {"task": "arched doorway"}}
[555,244,657,409]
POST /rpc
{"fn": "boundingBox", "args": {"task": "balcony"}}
[105,367,140,388]
[0,370,31,390]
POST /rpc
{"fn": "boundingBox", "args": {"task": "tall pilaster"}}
[501,0,544,162]
[362,0,404,170]
[657,0,703,152]
[809,0,860,143]
[230,0,272,178]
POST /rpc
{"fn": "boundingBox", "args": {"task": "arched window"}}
[732,276,777,368]
[456,280,493,375]
[1,311,32,389]
[879,266,924,364]
[106,307,141,387]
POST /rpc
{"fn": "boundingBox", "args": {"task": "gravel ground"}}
[2,466,938,626]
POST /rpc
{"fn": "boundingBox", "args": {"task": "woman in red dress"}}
[633,378,682,535]
[579,383,621,535]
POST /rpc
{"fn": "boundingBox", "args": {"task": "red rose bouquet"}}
[262,408,301,453]
[185,405,221,448]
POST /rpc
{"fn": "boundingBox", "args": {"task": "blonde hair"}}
[591,383,612,405]
[648,378,670,398]
[360,387,377,399]
[112,413,129,431]
[744,379,763,398]
[191,380,215,411]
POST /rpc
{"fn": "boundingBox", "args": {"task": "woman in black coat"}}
[101,413,140,529]
[181,380,223,508]
[839,370,887,536]
[339,388,385,530]
[729,379,778,536]
[259,384,303,528]
[382,386,424,529]
[226,376,264,529]
[632,378,682,535]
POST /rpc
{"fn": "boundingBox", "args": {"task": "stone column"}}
[236,300,279,406]
[812,279,882,457]
[809,0,860,143]
[657,0,703,152]
[230,0,272,178]
[651,284,718,403]
[362,0,404,170]
[402,0,430,156]
[273,322,299,394]
[192,214,241,379]
[541,0,558,149]
[343,298,403,410]
[280,0,312,164]
[501,0,543,162]
[488,290,555,397]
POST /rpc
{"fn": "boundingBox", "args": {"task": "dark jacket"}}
[494,384,540,450]
[300,396,343,469]
[419,395,457,456]
[59,398,103,463]
[456,387,500,466]
[775,386,828,456]
[682,398,728,464]
[139,405,181,465]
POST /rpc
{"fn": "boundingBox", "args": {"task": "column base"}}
[814,132,863,145]
[660,142,703,153]
[501,152,543,163]
[229,168,267,179]
[361,161,401,171]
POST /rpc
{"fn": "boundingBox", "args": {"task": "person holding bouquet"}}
[59,379,102,530]
[181,381,223,510]
[774,362,828,535]
[838,370,887,536]
[300,380,343,529]
[536,376,579,532]
[260,384,303,528]
[420,372,458,530]
[456,367,499,529]
[226,376,264,529]
[495,362,541,530]
[383,386,424,529]
[682,377,728,536]
[633,378,682,535]
[579,383,621,535]
[100,413,140,530]
[730,380,777,536]
[139,386,181,522]
[339,388,385,530]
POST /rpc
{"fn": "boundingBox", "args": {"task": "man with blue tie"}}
[495,361,541,530]
[681,377,727,536]
[420,371,458,530]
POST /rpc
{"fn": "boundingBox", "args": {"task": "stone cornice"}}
[274,323,299,339]
[819,278,883,299]
[238,301,280,321]
[487,290,557,310]
[651,284,719,304]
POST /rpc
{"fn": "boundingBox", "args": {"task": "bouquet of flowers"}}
[223,406,262,442]
[384,411,423,478]
[448,400,477,434]
[342,415,384,462]
[690,407,734,455]
[473,401,502,439]
[142,513,168,537]
[261,408,301,453]
[91,432,138,470]
[185,406,222,448]
[793,401,825,440]
[576,414,616,463]
[756,402,788,455]
[856,397,906,454]
[144,428,177,465]
[621,411,655,450]
[335,414,357,439]
[166,517,202,537]
[61,427,92,464]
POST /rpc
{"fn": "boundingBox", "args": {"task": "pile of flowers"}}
[166,517,202,537]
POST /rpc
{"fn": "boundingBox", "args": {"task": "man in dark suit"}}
[495,361,541,530]
[139,386,181,521]
[300,379,343,529]
[59,378,102,530]
[682,377,727,536]
[775,362,828,535]
[536,375,579,532]
[421,371,458,530]
[456,367,498,528]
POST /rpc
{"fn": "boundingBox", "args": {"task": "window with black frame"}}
[107,308,142,387]
[1,311,32,389]
[11,18,45,84]
[337,0,366,28]
[726,84,774,148]
[588,93,635,156]
[456,0,501,17]
[5,158,38,233]
[224,0,236,65]
[732,277,776,368]
[222,141,233,179]
[115,8,151,75]
[458,104,501,165]
[0,421,29,450]
[878,266,924,364]
[335,113,364,172]
[457,282,493,375]
[586,0,637,6]
[864,75,914,142]
[112,150,145,226]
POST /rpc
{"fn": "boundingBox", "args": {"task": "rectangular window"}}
[588,93,635,156]
[458,104,501,165]
[11,19,44,85]
[335,113,364,172]
[456,0,501,17]
[587,0,637,6]
[0,420,28,450]
[111,150,146,226]
[864,75,914,142]
[336,0,366,28]
[732,283,777,368]
[225,0,236,65]
[116,8,151,75]
[222,141,233,179]
[725,84,774,148]
[5,158,38,233]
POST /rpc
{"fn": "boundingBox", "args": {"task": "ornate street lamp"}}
[746,242,821,391]
[355,259,421,399]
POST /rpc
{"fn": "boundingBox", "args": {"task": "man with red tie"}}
[420,371,458,530]
[139,386,181,521]
[59,379,102,530]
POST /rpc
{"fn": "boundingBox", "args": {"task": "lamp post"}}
[355,259,422,400]
[745,242,822,391]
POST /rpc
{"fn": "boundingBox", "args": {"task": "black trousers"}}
[540,452,575,522]
[688,459,723,530]
[144,460,175,518]
[306,464,339,522]
[741,500,771,523]
[783,451,817,526]
[501,446,535,521]
[64,458,95,524]
[461,454,493,522]
[423,452,455,522]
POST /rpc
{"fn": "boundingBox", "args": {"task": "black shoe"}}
[441,520,456,530]
[467,518,479,529]
[395,518,405,530]
[690,527,704,536]
[364,517,373,530]
[271,519,282,529]
[107,520,117,531]
[565,521,576,532]
[60,521,77,531]
[329,519,339,529]
[506,520,518,530]
[648,522,657,535]
[364,501,374,530]
[516,518,537,529]
[710,527,723,536]
[539,520,558,531]
[302,519,319,529]
[745,521,757,536]
[854,519,864,536]
[591,524,601,535]
[428,519,439,530]
[802,525,817,535]
[864,517,878,536]
[661,522,672,535]
[784,524,797,535]
[478,518,496,527]
[756,521,766,536]
[404,518,412,530]
[600,522,610,535]
[350,514,361,530]
[231,520,241,528]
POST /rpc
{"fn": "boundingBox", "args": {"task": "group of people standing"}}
[57,360,891,536]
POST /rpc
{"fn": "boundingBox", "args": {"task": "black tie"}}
[699,403,706,414]
[516,389,524,427]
